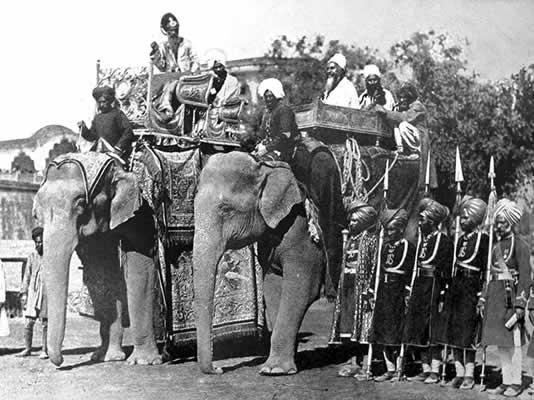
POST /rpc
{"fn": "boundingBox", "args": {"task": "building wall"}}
[0,180,39,240]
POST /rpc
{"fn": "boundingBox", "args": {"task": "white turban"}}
[258,78,285,99]
[363,64,381,78]
[328,53,347,70]
[495,198,523,226]
[205,48,227,69]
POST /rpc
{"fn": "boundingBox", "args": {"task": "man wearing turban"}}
[403,198,453,384]
[333,200,379,378]
[205,49,240,107]
[16,227,48,359]
[376,83,437,191]
[438,196,488,390]
[255,78,300,162]
[368,209,416,382]
[77,86,134,163]
[480,199,531,397]
[359,65,395,111]
[322,53,360,109]
[149,13,199,73]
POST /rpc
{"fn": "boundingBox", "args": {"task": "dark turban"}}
[419,198,449,225]
[347,199,378,231]
[160,12,179,32]
[460,196,487,227]
[398,82,418,103]
[380,208,408,230]
[92,86,115,101]
[31,226,43,240]
[495,198,522,226]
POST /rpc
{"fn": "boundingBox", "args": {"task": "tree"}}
[45,138,78,167]
[11,152,36,173]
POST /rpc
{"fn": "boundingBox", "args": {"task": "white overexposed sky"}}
[0,0,533,140]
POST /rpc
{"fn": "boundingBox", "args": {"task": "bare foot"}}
[15,349,31,357]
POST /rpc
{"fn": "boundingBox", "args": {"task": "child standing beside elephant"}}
[16,227,48,359]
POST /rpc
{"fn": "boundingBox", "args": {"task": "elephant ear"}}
[259,166,304,229]
[110,167,142,230]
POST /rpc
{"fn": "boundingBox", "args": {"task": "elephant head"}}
[33,154,143,366]
[193,152,305,373]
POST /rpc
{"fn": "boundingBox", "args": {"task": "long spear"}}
[479,156,496,392]
[441,146,464,384]
[424,149,431,196]
[366,159,389,380]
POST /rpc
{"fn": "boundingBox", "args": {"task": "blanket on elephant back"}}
[130,144,201,247]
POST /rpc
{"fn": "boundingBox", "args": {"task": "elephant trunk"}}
[43,217,78,366]
[192,215,225,374]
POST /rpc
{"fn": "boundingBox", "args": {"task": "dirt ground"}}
[1,299,533,400]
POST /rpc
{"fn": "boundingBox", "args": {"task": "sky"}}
[0,0,533,140]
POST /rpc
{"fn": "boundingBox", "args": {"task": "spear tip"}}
[488,156,496,179]
[455,146,464,183]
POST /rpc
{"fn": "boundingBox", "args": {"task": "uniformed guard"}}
[369,209,416,382]
[332,200,379,378]
[480,199,531,397]
[440,196,488,389]
[403,198,453,384]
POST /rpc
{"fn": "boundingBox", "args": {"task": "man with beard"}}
[150,13,199,73]
[368,209,416,382]
[322,53,360,109]
[205,49,240,107]
[16,227,48,358]
[334,200,379,378]
[359,64,395,111]
[403,198,453,384]
[440,196,488,390]
[480,199,531,397]
[254,78,299,163]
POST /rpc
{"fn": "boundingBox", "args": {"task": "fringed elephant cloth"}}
[131,144,265,345]
[329,230,378,344]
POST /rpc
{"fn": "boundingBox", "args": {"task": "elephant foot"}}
[90,346,126,362]
[126,345,162,366]
[259,357,298,376]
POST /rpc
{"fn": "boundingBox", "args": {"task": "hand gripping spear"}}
[479,156,496,392]
[366,159,389,380]
[441,147,464,384]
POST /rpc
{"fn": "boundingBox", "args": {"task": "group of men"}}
[333,194,533,397]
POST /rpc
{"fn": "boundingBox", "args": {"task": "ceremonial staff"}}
[480,156,496,392]
[424,149,431,196]
[441,146,464,384]
[366,159,389,380]
[328,229,350,345]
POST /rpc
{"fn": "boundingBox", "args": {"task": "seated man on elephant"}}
[254,78,300,163]
[359,64,395,111]
[322,53,360,109]
[149,12,199,73]
[78,86,134,165]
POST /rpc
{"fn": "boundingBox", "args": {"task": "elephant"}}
[33,152,162,367]
[193,151,326,375]
[192,136,422,375]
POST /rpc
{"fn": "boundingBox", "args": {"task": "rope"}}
[342,138,368,203]
[366,152,399,198]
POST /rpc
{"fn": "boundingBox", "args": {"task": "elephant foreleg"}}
[124,251,162,365]
[260,244,322,375]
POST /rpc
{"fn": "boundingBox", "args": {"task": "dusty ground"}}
[1,299,533,400]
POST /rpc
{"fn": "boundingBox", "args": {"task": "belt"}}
[491,272,515,281]
[456,268,480,278]
[384,273,404,283]
[417,268,435,278]
[457,261,480,271]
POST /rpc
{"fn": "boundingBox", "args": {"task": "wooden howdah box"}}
[295,100,393,145]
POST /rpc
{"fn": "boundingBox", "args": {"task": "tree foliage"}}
[263,31,534,204]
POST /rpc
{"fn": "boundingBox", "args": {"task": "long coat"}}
[403,231,453,347]
[21,251,47,319]
[481,234,530,348]
[369,238,416,345]
[440,231,489,349]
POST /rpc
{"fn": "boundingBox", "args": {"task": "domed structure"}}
[0,124,78,172]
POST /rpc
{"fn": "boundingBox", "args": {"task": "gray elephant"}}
[193,152,326,375]
[33,152,161,367]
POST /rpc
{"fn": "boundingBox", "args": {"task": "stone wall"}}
[0,179,39,240]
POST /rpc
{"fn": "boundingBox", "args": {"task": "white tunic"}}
[323,77,360,109]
